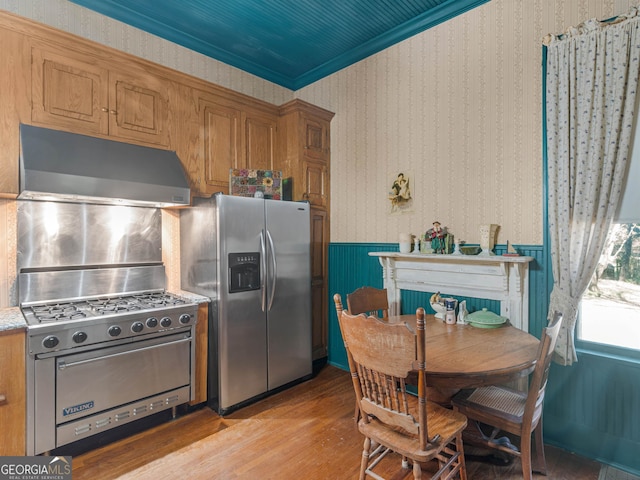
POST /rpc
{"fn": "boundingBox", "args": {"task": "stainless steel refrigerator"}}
[180,194,312,414]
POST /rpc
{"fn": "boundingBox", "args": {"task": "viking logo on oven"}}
[63,401,95,416]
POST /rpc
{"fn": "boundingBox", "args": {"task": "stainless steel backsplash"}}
[17,201,162,270]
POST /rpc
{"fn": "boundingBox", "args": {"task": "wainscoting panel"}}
[327,242,640,475]
[327,242,546,369]
[545,352,640,475]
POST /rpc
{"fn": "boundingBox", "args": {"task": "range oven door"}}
[56,331,191,425]
[28,329,193,454]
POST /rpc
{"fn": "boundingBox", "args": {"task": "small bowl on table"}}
[430,301,446,320]
[460,246,481,255]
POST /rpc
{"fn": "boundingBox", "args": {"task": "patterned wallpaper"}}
[0,0,638,306]
[297,0,637,245]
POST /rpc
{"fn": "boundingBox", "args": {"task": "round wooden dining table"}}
[389,313,541,404]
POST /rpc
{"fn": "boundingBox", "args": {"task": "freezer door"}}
[217,195,268,410]
[265,200,312,390]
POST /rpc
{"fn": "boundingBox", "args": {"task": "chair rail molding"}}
[369,252,533,331]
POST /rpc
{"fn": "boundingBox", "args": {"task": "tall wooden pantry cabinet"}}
[278,100,334,363]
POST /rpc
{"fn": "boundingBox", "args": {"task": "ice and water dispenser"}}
[228,252,260,293]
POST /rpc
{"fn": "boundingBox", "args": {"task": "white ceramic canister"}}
[399,233,412,253]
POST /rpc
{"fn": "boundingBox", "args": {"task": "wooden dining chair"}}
[346,286,389,320]
[451,311,563,480]
[335,291,390,426]
[335,293,468,480]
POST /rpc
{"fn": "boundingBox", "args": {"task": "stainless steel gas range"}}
[17,202,198,455]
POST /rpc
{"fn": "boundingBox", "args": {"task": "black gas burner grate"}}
[25,292,190,323]
[133,293,187,307]
[87,293,186,314]
[30,303,88,322]
[88,297,144,315]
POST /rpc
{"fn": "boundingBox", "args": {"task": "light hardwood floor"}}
[69,365,601,479]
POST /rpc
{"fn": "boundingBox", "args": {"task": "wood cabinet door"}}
[31,46,109,135]
[303,115,330,161]
[0,331,26,455]
[190,303,208,405]
[200,98,242,194]
[0,27,29,196]
[303,159,328,207]
[245,110,276,171]
[310,207,328,360]
[110,71,170,146]
[32,47,169,147]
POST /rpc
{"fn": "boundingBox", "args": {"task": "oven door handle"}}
[57,337,191,370]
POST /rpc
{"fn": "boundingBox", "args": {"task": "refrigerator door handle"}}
[266,229,277,311]
[259,230,267,312]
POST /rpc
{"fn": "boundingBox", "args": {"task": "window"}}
[578,83,640,351]
[579,223,640,350]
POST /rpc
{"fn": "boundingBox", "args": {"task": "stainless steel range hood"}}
[19,124,191,207]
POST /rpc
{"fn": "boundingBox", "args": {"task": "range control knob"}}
[108,325,122,337]
[131,322,144,333]
[179,313,192,325]
[160,317,172,328]
[146,317,158,328]
[72,331,88,344]
[42,335,59,349]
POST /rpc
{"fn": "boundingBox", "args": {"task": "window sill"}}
[576,341,640,365]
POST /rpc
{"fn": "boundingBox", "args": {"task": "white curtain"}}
[544,9,640,365]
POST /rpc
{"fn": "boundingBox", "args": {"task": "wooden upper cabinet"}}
[302,115,330,161]
[300,114,330,207]
[31,46,170,147]
[200,98,241,192]
[197,93,277,195]
[277,100,334,206]
[31,47,109,135]
[109,71,170,146]
[303,160,328,207]
[245,109,276,171]
[0,24,30,196]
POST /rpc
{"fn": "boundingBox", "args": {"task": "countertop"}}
[0,290,209,334]
[172,290,210,305]
[0,307,26,334]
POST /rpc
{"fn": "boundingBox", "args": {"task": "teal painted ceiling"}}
[68,0,490,90]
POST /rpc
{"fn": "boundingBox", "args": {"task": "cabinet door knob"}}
[109,110,117,115]
[0,394,6,406]
[101,107,108,112]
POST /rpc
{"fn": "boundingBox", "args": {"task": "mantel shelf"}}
[369,252,533,264]
[369,252,533,331]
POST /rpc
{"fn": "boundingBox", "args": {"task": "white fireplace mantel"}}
[369,252,533,331]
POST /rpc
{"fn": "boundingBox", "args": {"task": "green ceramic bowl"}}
[467,308,507,328]
[460,246,481,255]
